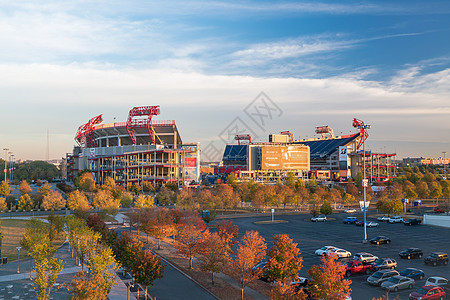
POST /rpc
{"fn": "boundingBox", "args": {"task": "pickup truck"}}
[344,260,373,277]
[343,217,358,224]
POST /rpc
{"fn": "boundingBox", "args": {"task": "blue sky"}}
[0,0,449,161]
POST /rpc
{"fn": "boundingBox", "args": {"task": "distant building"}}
[402,157,449,167]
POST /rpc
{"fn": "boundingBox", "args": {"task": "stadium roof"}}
[293,133,360,160]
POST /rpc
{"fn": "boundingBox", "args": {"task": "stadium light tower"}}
[353,119,371,243]
[3,148,8,181]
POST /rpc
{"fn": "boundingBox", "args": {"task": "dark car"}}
[409,285,446,300]
[355,220,364,226]
[399,248,424,260]
[424,252,449,266]
[404,218,422,226]
[400,268,425,280]
[372,258,397,271]
[370,236,391,245]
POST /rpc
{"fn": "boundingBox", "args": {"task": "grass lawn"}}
[1,219,66,262]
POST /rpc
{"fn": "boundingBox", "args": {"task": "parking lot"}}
[225,212,450,300]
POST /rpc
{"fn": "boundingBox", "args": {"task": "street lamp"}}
[443,151,447,178]
[16,246,22,273]
[10,154,15,181]
[3,148,8,181]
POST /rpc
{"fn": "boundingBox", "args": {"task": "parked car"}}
[327,248,351,258]
[353,252,378,264]
[252,261,269,281]
[370,236,391,245]
[343,217,358,224]
[400,268,425,280]
[311,215,327,222]
[424,252,449,266]
[372,258,397,271]
[345,208,357,213]
[378,215,390,221]
[344,260,373,277]
[367,269,400,286]
[404,218,422,226]
[315,246,337,256]
[355,220,364,226]
[426,277,448,288]
[433,207,445,214]
[409,285,446,300]
[388,216,404,223]
[399,248,424,260]
[367,221,379,227]
[381,275,415,292]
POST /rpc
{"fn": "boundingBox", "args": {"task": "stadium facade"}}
[67,106,200,186]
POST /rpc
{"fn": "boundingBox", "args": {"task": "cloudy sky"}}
[0,0,449,161]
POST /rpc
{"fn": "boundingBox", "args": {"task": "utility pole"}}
[443,151,447,178]
[3,148,8,181]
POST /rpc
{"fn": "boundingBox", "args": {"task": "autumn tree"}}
[232,230,267,300]
[42,190,66,210]
[307,253,351,300]
[132,249,164,298]
[129,182,142,195]
[19,180,32,194]
[176,188,196,209]
[266,234,303,282]
[141,207,175,249]
[199,232,229,284]
[226,172,238,189]
[47,210,64,241]
[134,194,154,209]
[156,186,175,205]
[18,194,35,211]
[103,176,115,189]
[0,180,11,197]
[92,189,121,215]
[0,197,6,211]
[346,184,359,200]
[113,232,143,275]
[76,172,96,193]
[269,280,306,300]
[67,191,91,212]
[215,219,239,253]
[195,188,213,208]
[120,191,133,208]
[174,211,208,269]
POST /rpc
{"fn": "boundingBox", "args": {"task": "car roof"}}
[428,276,447,281]
[403,268,421,271]
[355,252,372,255]
[377,269,397,274]
[422,285,442,290]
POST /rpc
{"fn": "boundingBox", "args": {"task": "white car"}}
[377,215,390,221]
[353,252,379,263]
[388,216,403,223]
[425,276,448,287]
[311,215,327,222]
[327,248,351,258]
[315,246,337,256]
[367,221,379,227]
[345,209,357,213]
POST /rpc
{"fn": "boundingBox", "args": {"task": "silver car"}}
[381,275,415,292]
[367,269,400,286]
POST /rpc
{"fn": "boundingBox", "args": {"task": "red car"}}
[433,207,445,213]
[344,260,373,277]
[409,285,446,300]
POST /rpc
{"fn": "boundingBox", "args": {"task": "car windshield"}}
[416,288,427,295]
[428,278,436,283]
[320,247,328,250]
[400,269,412,276]
[374,259,383,264]
[345,262,352,267]
[431,253,438,258]
[371,272,382,279]
[404,248,414,253]
[388,277,400,284]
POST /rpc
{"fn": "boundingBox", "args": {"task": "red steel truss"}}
[126,106,160,145]
[75,114,103,147]
[352,118,369,150]
[280,131,294,142]
[234,134,252,145]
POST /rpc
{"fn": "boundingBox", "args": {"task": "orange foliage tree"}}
[307,253,351,300]
[266,234,303,282]
[199,232,230,284]
[232,230,267,300]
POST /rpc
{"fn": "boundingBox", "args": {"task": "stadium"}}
[215,119,396,183]
[67,106,200,186]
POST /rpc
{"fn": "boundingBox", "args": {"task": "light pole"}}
[443,151,447,178]
[10,154,14,182]
[16,246,22,273]
[3,148,8,181]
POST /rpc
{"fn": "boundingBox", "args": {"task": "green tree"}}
[113,232,143,275]
[0,181,11,197]
[266,234,303,282]
[226,173,238,189]
[120,191,133,208]
[320,202,333,215]
[47,211,64,241]
[156,186,175,205]
[18,194,34,211]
